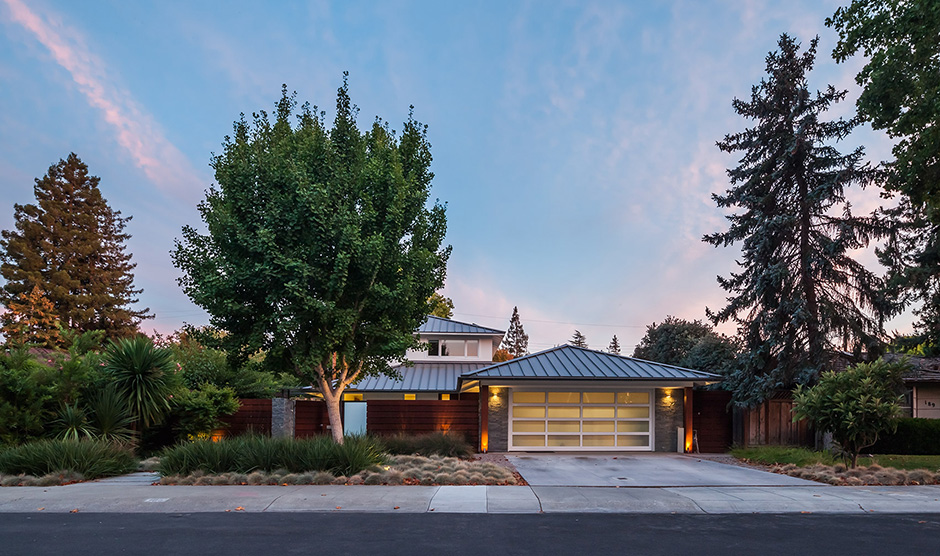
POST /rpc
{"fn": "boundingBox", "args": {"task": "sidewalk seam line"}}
[261,487,300,512]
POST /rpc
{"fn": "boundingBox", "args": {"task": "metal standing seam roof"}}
[352,361,493,392]
[462,345,721,381]
[418,316,505,335]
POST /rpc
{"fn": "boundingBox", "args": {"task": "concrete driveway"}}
[507,454,819,487]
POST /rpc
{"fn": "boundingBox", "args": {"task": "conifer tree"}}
[0,285,61,347]
[608,335,621,355]
[570,329,588,348]
[704,35,887,405]
[0,154,150,339]
[500,306,529,358]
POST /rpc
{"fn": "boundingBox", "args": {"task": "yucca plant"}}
[53,403,94,441]
[104,336,178,430]
[88,386,135,443]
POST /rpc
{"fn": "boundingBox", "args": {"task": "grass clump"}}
[158,434,384,476]
[374,433,473,458]
[0,439,135,480]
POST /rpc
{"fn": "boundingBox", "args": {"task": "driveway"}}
[507,454,818,487]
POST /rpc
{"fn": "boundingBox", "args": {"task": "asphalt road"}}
[2,513,939,555]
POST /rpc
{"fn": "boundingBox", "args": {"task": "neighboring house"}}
[350,316,721,453]
[901,360,940,419]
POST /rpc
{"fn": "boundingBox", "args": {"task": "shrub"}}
[104,336,178,429]
[0,439,135,479]
[793,358,907,467]
[871,418,940,455]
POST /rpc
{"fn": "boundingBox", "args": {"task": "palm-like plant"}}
[104,336,178,430]
[53,403,94,441]
[88,385,135,443]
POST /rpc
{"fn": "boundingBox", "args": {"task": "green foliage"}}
[793,358,907,467]
[607,335,621,355]
[0,439,136,479]
[53,403,94,441]
[104,336,178,429]
[887,334,940,357]
[170,383,240,439]
[705,35,888,405]
[828,2,940,347]
[633,316,738,378]
[374,432,473,458]
[170,332,281,398]
[0,347,55,445]
[872,417,940,455]
[171,79,450,441]
[500,306,528,358]
[86,386,134,443]
[428,292,454,319]
[730,446,836,467]
[158,435,383,476]
[0,154,151,340]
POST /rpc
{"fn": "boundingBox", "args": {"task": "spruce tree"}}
[0,154,150,339]
[569,330,588,348]
[500,306,529,358]
[704,35,887,405]
[608,335,621,355]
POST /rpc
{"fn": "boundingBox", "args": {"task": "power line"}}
[453,312,649,329]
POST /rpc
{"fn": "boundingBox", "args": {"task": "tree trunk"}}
[317,375,346,444]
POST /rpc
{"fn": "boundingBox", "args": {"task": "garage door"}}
[509,390,653,451]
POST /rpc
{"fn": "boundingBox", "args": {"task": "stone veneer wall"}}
[654,388,684,452]
[271,397,296,438]
[487,387,509,451]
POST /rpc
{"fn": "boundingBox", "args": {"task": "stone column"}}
[487,387,509,452]
[271,397,296,438]
[654,388,683,452]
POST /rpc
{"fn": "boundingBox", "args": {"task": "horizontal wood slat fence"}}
[691,390,733,453]
[220,399,272,436]
[294,399,334,438]
[367,400,479,447]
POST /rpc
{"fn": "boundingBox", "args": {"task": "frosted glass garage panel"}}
[617,421,650,433]
[618,392,650,404]
[548,392,580,404]
[513,392,545,404]
[513,435,545,447]
[513,406,545,418]
[582,392,615,404]
[583,407,615,418]
[547,406,580,418]
[582,421,615,433]
[547,435,580,447]
[582,435,615,447]
[618,406,649,419]
[512,421,545,433]
[618,435,650,447]
[547,420,580,433]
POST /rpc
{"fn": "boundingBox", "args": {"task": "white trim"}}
[507,387,655,452]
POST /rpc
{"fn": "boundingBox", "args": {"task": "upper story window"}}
[427,339,479,357]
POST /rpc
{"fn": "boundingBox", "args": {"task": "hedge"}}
[871,418,940,455]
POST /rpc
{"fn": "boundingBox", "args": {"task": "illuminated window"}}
[404,393,416,400]
[440,393,451,400]
[343,393,363,401]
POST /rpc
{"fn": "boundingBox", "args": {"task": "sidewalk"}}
[1,472,939,514]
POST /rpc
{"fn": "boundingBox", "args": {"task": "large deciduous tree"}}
[428,292,454,319]
[172,80,450,443]
[828,1,940,345]
[704,35,887,405]
[0,154,150,339]
[632,316,738,376]
[500,306,529,358]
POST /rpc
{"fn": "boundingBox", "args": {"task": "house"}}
[349,316,721,453]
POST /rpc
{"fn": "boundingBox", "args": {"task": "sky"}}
[0,0,914,354]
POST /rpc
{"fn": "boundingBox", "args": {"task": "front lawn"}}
[731,446,940,472]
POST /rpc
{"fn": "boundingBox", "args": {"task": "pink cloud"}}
[3,0,204,200]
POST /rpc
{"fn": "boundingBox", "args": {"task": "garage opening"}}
[509,390,653,451]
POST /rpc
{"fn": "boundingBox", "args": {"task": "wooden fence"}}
[294,399,334,438]
[735,395,814,447]
[220,399,272,436]
[366,400,479,448]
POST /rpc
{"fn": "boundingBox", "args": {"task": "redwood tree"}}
[172,81,450,443]
[0,154,150,339]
